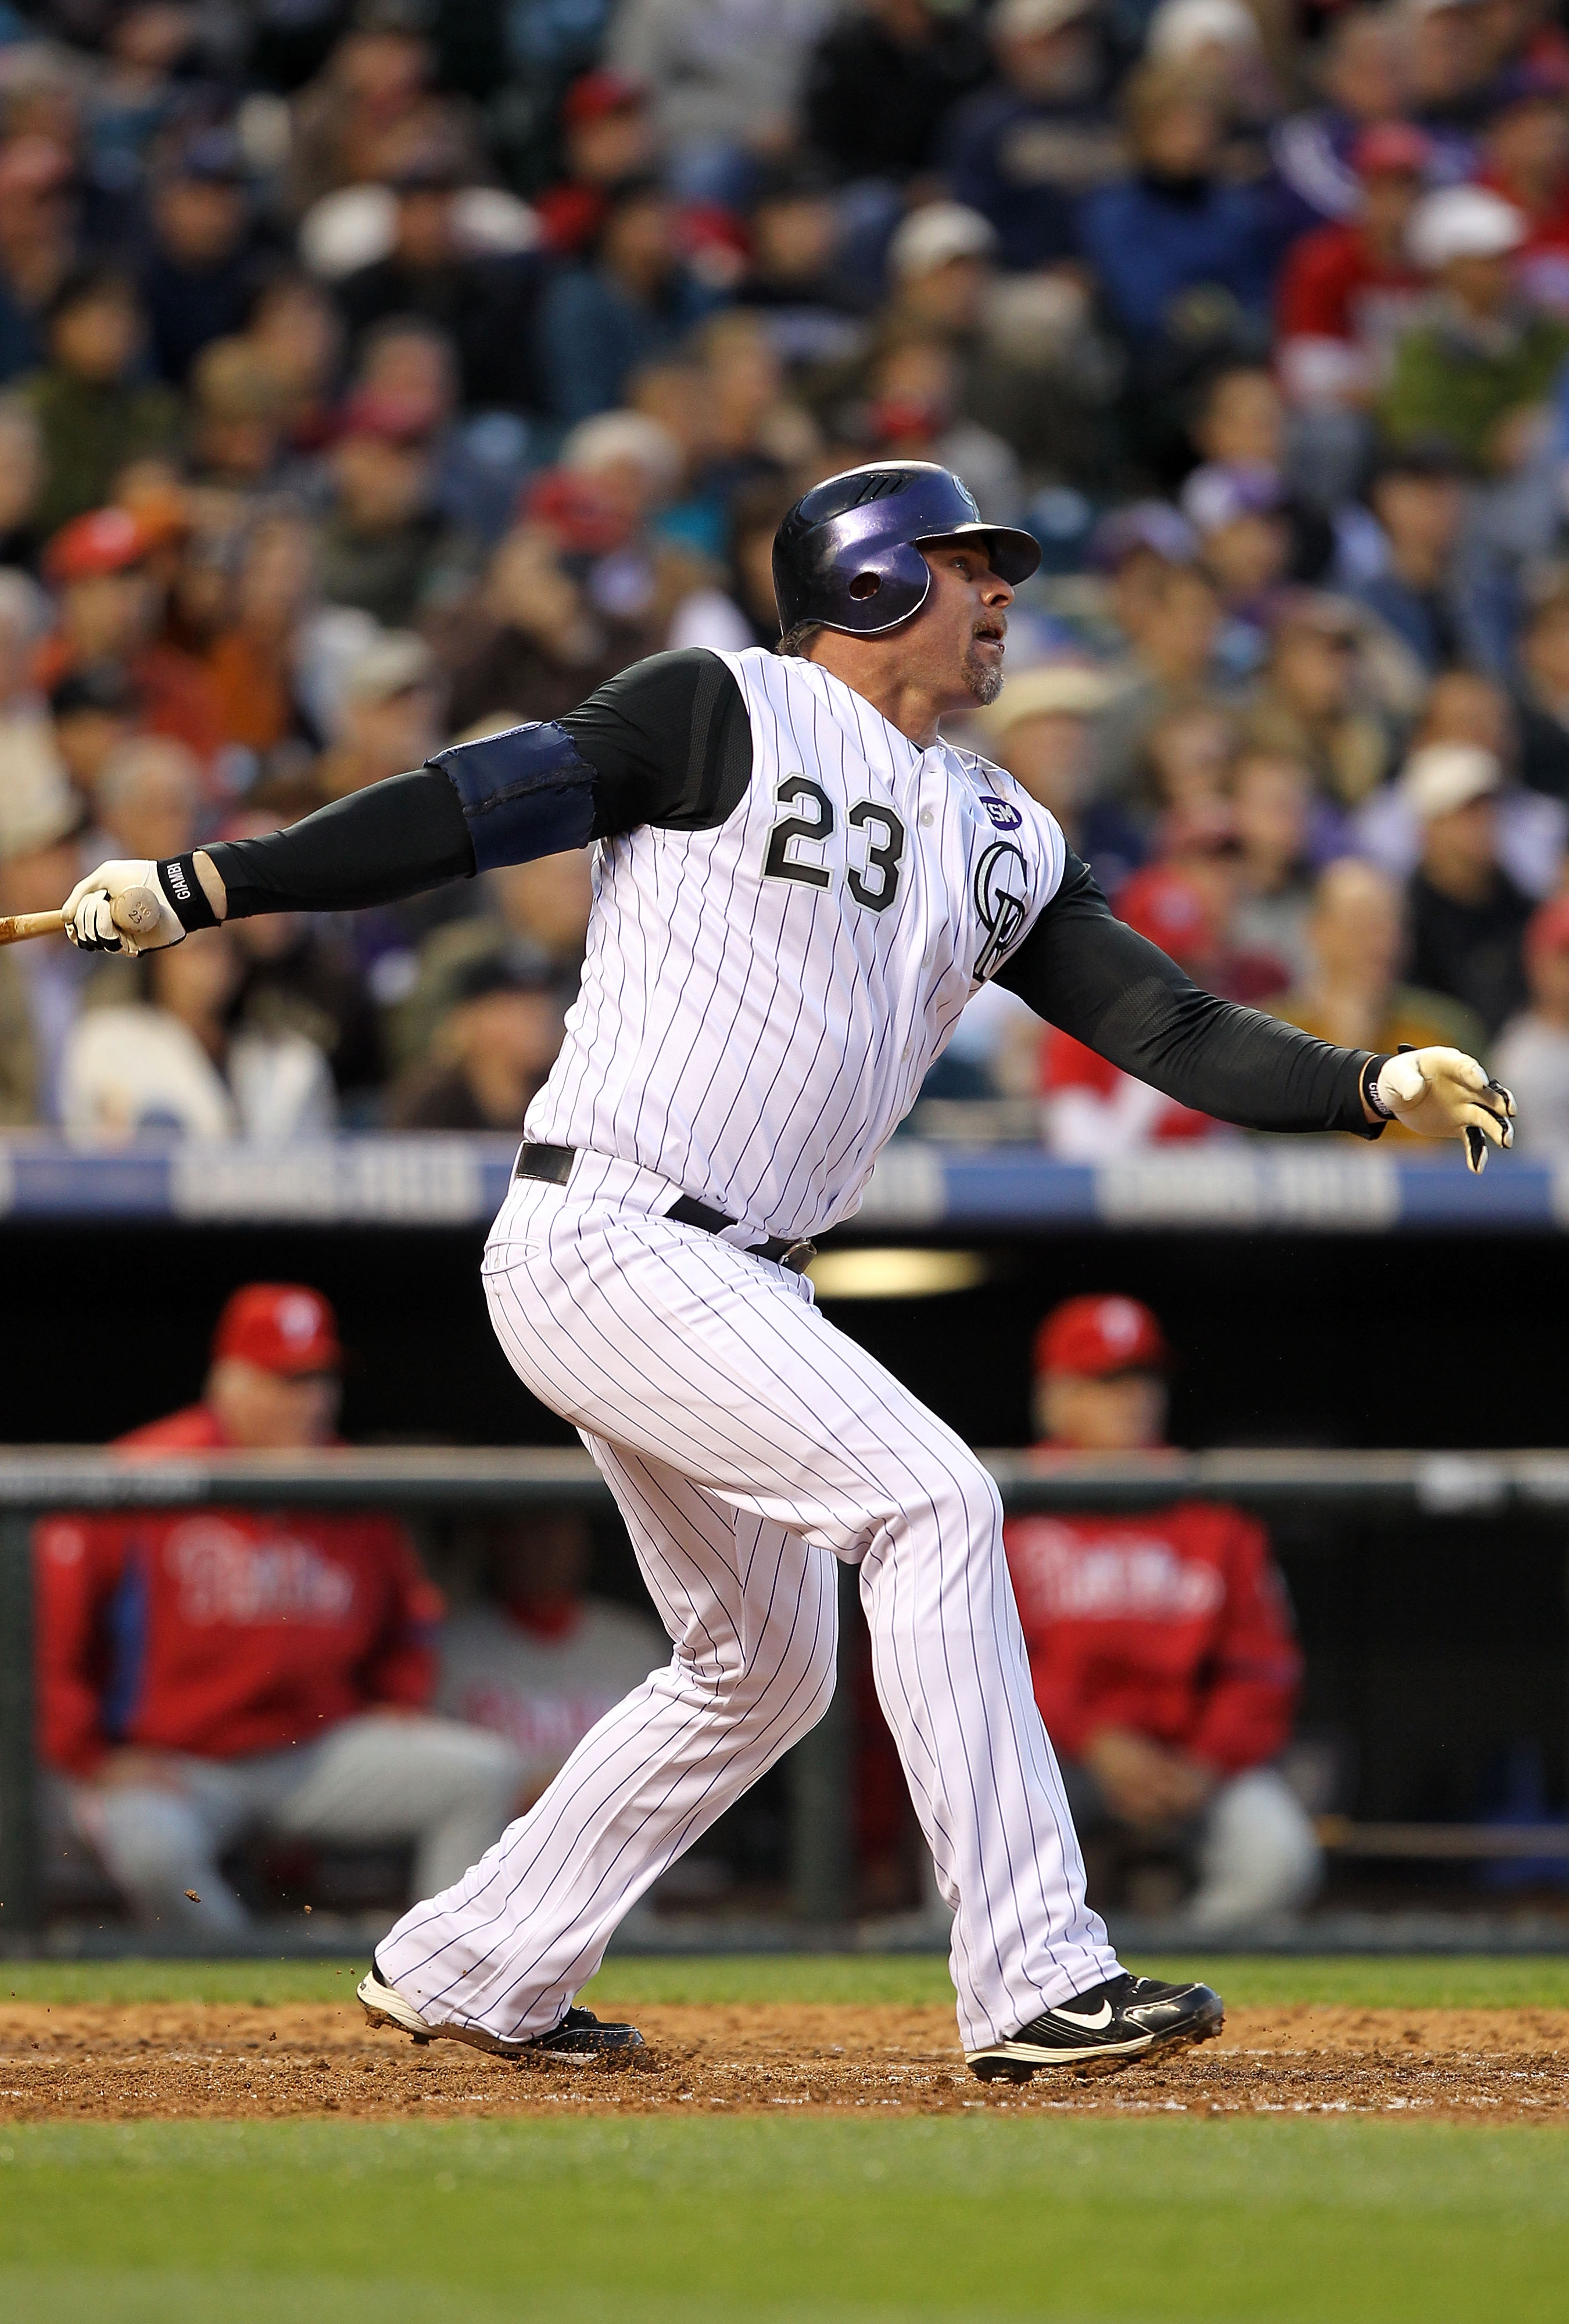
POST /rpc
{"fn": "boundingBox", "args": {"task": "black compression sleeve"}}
[998,852,1378,1137]
[561,648,753,836]
[206,769,476,920]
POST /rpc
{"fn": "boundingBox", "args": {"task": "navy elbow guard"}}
[430,721,597,873]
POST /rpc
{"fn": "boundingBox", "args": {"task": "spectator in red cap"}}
[1495,891,1569,1148]
[1276,123,1430,419]
[538,177,718,424]
[35,1283,524,1932]
[37,505,227,770]
[537,73,657,258]
[1003,1294,1320,1932]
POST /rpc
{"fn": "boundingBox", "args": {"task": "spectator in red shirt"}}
[37,1282,524,1933]
[1276,121,1430,418]
[1004,1294,1321,1931]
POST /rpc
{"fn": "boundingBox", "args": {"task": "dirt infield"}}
[1,1999,1566,2123]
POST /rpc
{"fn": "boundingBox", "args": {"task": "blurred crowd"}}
[5,0,1569,1148]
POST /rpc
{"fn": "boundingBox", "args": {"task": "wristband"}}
[1361,1052,1395,1120]
[156,855,220,931]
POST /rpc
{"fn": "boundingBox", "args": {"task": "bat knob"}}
[110,887,163,940]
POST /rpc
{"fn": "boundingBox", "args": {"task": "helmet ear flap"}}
[836,540,932,634]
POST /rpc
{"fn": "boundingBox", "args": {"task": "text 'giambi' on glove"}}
[62,854,222,956]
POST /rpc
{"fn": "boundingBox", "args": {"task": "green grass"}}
[0,2116,1565,2324]
[4,1954,1567,2322]
[5,1951,1568,2010]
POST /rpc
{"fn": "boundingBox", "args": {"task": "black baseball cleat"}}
[357,1962,644,2061]
[965,1972,1224,2082]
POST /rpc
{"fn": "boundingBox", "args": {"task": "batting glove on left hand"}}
[1374,1047,1515,1174]
[63,859,190,956]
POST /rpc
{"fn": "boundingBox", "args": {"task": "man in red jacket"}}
[1004,1294,1321,1932]
[37,1283,524,1933]
[1275,123,1430,415]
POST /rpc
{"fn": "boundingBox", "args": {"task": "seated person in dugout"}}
[436,1510,667,1812]
[1004,1294,1321,1934]
[35,1282,524,1932]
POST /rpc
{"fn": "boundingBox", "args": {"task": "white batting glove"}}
[63,860,187,956]
[1373,1047,1515,1175]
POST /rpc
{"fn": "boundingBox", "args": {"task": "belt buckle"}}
[778,1239,817,1274]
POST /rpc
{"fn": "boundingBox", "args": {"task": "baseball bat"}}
[0,887,163,949]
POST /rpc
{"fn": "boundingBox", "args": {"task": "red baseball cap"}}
[45,506,155,584]
[1526,893,1569,962]
[562,70,645,129]
[212,1283,343,1375]
[1115,863,1215,967]
[1352,121,1432,180]
[1033,1294,1169,1379]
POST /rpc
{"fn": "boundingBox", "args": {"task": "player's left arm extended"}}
[998,852,1514,1172]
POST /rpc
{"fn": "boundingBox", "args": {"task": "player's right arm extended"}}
[1000,852,1513,1165]
[61,651,751,950]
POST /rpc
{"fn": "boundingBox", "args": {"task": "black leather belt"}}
[514,1144,818,1273]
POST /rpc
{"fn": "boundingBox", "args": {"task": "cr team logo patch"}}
[973,840,1030,980]
[979,795,1022,830]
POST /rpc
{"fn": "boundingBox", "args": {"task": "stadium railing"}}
[3,1444,1568,1943]
[0,1134,1563,1231]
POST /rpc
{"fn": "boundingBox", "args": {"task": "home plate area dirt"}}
[1,2002,1566,2123]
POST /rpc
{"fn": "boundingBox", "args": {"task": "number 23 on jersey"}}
[762,776,907,914]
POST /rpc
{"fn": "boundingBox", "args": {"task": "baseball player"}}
[60,464,1514,2081]
[1009,1294,1320,1934]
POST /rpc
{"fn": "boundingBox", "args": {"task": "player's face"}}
[1036,1370,1169,1452]
[915,541,1013,709]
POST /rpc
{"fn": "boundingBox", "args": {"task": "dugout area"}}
[1,1954,1566,2324]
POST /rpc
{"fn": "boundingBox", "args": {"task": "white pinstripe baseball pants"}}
[377,1157,1119,2051]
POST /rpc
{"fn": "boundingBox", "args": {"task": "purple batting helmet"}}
[771,462,1041,639]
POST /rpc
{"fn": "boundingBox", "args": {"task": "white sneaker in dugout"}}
[356,1964,644,2061]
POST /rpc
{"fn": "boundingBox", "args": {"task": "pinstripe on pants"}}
[375,1156,1120,2051]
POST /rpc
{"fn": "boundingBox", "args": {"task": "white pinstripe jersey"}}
[526,648,1068,1238]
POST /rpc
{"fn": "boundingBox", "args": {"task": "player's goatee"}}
[965,647,1005,706]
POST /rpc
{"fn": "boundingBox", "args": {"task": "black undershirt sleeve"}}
[563,649,754,835]
[205,651,752,920]
[998,851,1378,1138]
